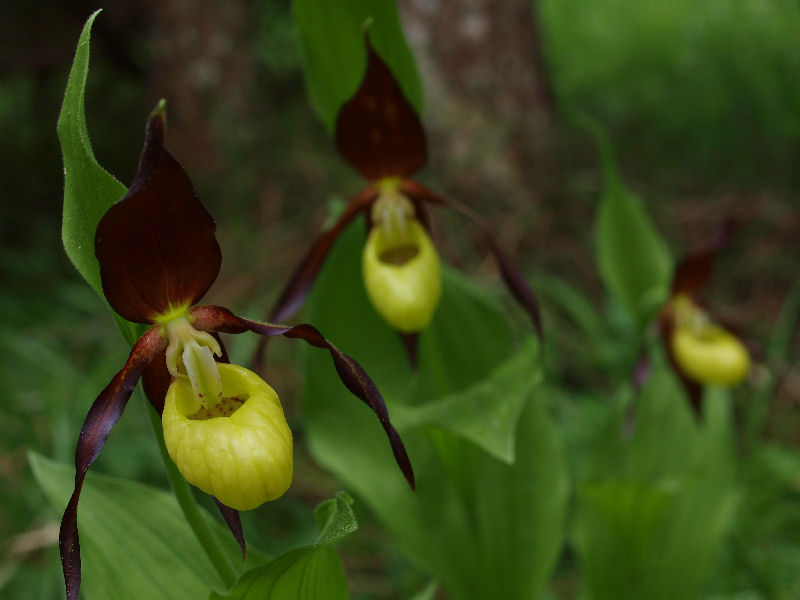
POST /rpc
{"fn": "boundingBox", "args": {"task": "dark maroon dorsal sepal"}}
[95,102,222,324]
[335,39,427,181]
[671,219,736,297]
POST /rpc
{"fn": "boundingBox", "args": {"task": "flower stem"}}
[143,393,238,589]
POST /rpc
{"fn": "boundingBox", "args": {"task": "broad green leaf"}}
[209,547,346,600]
[293,0,423,133]
[574,366,739,600]
[29,451,241,599]
[392,337,541,463]
[59,11,139,343]
[209,493,355,600]
[300,221,567,600]
[586,118,673,327]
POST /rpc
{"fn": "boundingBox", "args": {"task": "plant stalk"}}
[143,393,237,589]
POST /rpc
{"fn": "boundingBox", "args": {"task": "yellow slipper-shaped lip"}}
[671,324,750,386]
[362,219,442,332]
[162,363,293,511]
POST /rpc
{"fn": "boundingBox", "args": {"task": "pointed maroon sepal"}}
[213,497,246,560]
[398,331,419,371]
[141,353,170,414]
[335,39,427,181]
[252,188,376,370]
[671,219,736,297]
[269,187,376,324]
[60,326,166,600]
[95,102,222,324]
[402,180,544,341]
[191,305,416,490]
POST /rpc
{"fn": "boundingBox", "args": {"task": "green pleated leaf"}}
[293,0,423,134]
[574,366,739,600]
[587,118,673,327]
[392,337,541,463]
[300,222,568,600]
[209,493,355,600]
[29,451,240,599]
[209,547,346,600]
[59,11,138,343]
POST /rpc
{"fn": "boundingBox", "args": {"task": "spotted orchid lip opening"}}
[187,394,248,420]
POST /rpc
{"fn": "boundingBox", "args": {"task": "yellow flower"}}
[669,295,750,387]
[162,363,293,511]
[363,213,441,332]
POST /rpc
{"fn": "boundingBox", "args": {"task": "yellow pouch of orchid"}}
[162,363,293,511]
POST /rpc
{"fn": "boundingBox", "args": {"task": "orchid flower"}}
[659,223,750,415]
[260,39,542,364]
[59,102,414,600]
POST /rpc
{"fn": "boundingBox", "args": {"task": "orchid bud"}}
[362,218,442,332]
[669,295,750,386]
[162,363,293,511]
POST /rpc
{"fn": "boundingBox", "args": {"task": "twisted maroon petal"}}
[402,179,544,341]
[269,187,376,324]
[335,39,427,181]
[252,188,375,370]
[191,305,415,490]
[60,327,166,600]
[95,104,222,323]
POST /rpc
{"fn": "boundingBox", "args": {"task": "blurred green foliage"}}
[544,0,800,183]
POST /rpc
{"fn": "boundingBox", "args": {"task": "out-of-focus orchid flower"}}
[260,38,542,364]
[59,102,414,600]
[659,223,751,415]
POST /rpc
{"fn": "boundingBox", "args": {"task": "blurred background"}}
[1,0,798,597]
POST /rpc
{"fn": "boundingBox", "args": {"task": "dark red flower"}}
[60,102,414,600]
[259,38,542,367]
[658,221,750,416]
